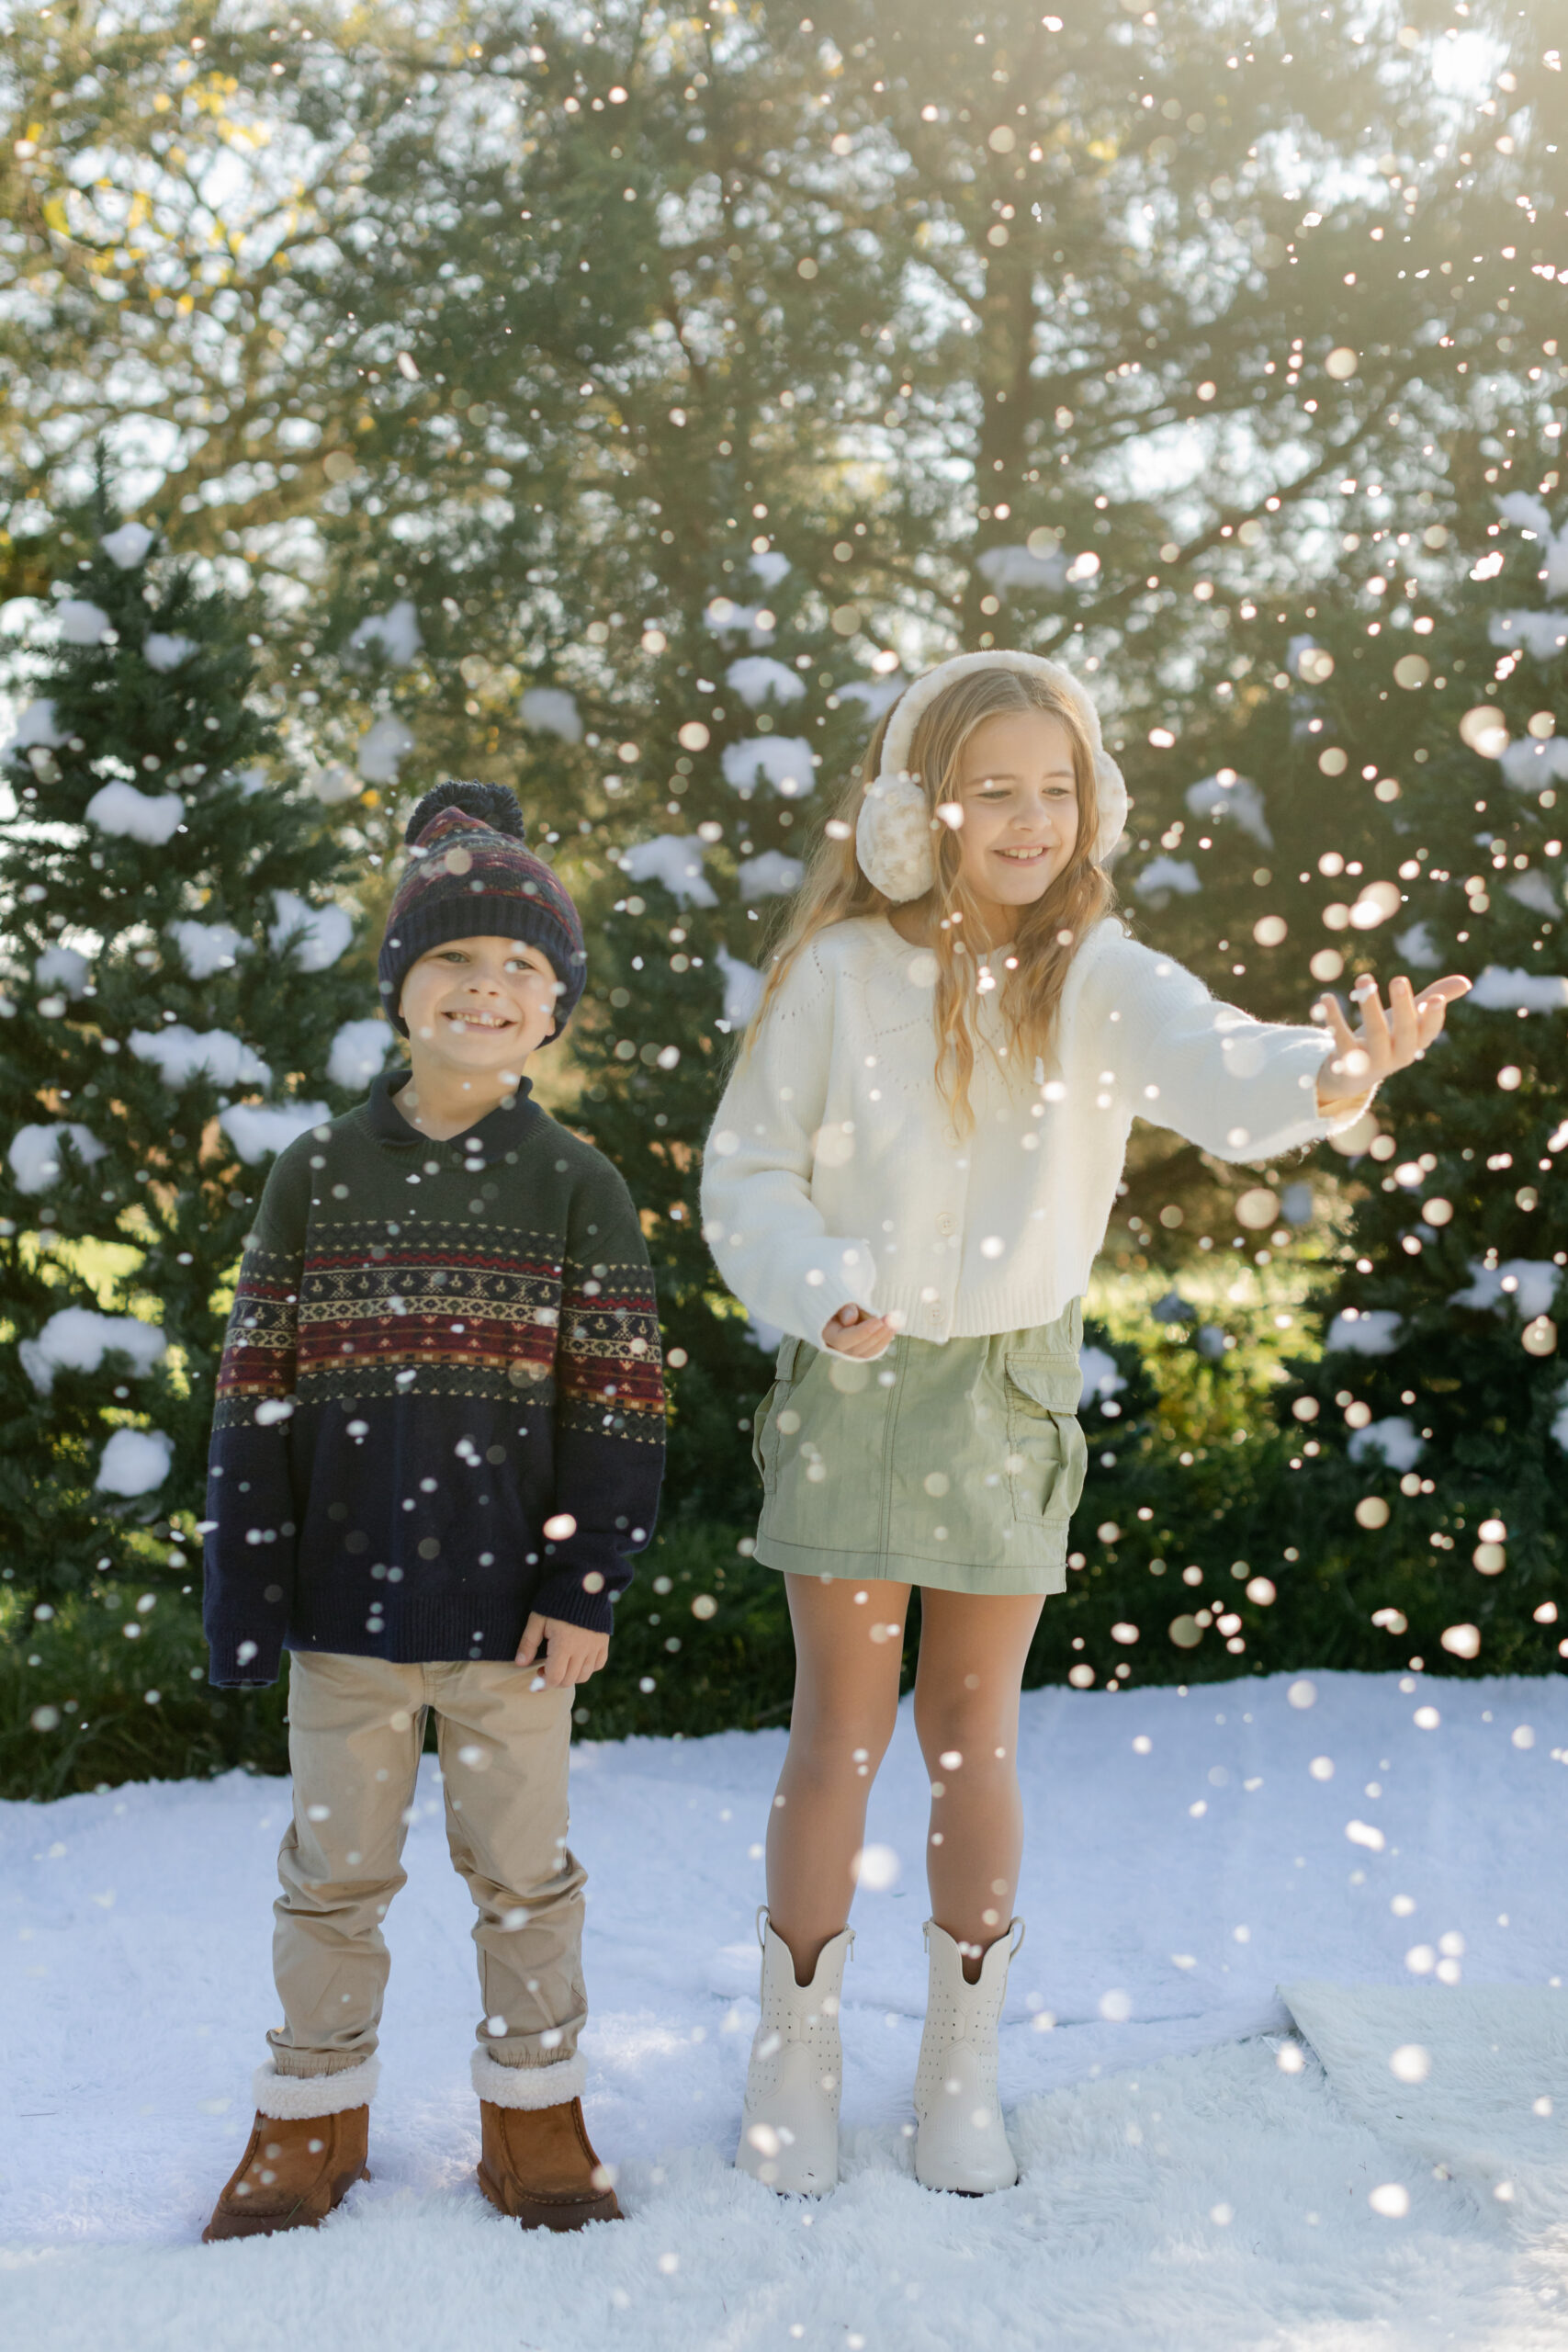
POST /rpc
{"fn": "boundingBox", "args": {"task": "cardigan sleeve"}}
[699,942,881,1347]
[530,1155,666,1637]
[201,1138,312,1689]
[1082,929,1377,1161]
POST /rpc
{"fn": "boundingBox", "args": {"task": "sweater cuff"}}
[1314,1069,1381,1135]
[793,1240,878,1352]
[528,1572,615,1638]
[205,1624,286,1690]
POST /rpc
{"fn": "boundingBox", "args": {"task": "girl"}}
[700,650,1467,2199]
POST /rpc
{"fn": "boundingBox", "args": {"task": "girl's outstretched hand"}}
[1314,970,1472,1105]
[820,1302,897,1357]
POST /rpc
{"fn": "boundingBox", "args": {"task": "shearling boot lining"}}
[471,2047,587,2110]
[253,2054,381,2120]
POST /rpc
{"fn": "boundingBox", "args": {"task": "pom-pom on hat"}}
[854,650,1129,903]
[378,781,586,1040]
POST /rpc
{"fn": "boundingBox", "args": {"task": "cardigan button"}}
[936,1211,957,1236]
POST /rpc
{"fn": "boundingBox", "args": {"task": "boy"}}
[201,781,664,2241]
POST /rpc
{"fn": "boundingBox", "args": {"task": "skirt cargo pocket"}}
[751,1336,804,1491]
[1003,1355,1088,1529]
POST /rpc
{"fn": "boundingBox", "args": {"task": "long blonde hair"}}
[746,663,1119,1130]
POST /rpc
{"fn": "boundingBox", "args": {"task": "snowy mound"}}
[4,1674,1567,2350]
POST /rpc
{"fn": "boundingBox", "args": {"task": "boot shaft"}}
[914,1918,1018,2098]
[747,1916,853,2106]
[913,1919,1022,2195]
[738,1911,854,2195]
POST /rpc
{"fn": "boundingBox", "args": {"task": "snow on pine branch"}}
[520,686,582,741]
[724,656,805,709]
[1466,966,1568,1012]
[85,781,184,845]
[737,849,805,899]
[720,736,816,798]
[19,1308,167,1396]
[96,1427,172,1497]
[7,1121,106,1193]
[129,1027,269,1090]
[622,835,716,908]
[268,890,353,971]
[345,600,423,667]
[220,1101,332,1163]
[326,1019,395,1090]
[169,920,248,979]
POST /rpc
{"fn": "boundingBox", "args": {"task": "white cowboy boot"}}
[736,1911,852,2195]
[913,1918,1022,2194]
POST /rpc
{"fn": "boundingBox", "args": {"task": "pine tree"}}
[0,487,378,1611]
[1034,458,1568,1694]
[1064,82,1568,1685]
[1263,479,1568,1679]
[521,0,1486,1514]
[8,0,1561,1565]
[563,574,898,1522]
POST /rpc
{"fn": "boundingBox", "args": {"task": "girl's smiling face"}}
[400,935,559,1080]
[950,708,1080,926]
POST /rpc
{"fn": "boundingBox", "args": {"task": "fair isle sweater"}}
[701,914,1374,1351]
[203,1070,665,1688]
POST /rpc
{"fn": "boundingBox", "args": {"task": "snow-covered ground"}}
[6,1669,1567,2349]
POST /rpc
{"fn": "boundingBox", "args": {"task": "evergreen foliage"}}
[1265,492,1568,1679]
[1059,479,1568,1693]
[564,589,886,1524]
[0,487,376,1611]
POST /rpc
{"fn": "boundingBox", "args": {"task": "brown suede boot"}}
[472,2052,621,2232]
[202,2058,378,2244]
[203,2109,369,2242]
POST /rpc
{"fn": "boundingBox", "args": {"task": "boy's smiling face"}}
[400,934,560,1087]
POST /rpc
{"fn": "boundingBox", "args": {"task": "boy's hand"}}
[1314,970,1471,1105]
[516,1612,610,1687]
[820,1302,897,1357]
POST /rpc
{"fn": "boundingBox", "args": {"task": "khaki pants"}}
[267,1652,586,2079]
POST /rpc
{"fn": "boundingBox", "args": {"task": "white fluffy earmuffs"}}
[853,650,1128,903]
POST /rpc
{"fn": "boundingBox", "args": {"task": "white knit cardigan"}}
[700,914,1371,1351]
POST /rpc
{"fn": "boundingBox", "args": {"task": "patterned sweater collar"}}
[366,1068,540,1166]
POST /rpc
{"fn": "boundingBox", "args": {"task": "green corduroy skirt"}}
[750,1300,1088,1596]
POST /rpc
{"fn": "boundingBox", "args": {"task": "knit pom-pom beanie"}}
[402,779,525,844]
[377,780,586,1037]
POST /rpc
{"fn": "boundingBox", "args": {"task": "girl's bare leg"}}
[765,1574,912,1984]
[912,1589,1044,1982]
